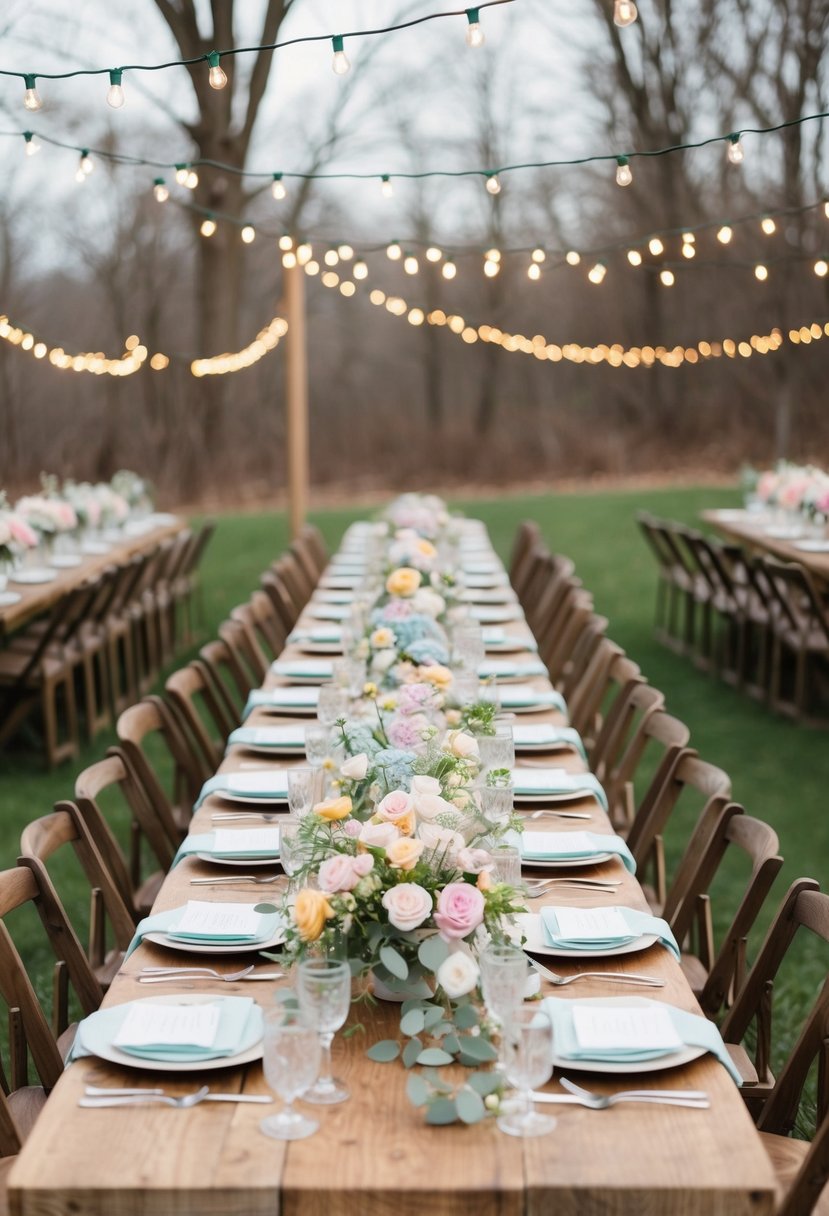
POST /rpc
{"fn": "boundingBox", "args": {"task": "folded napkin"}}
[518,830,636,873]
[463,561,503,575]
[540,996,741,1083]
[173,829,281,867]
[243,686,320,719]
[306,604,350,621]
[513,724,587,761]
[512,767,608,812]
[311,590,354,605]
[460,588,517,605]
[124,901,283,959]
[482,627,538,653]
[470,605,524,624]
[270,658,334,682]
[227,725,306,753]
[193,770,289,810]
[287,625,343,647]
[497,685,569,718]
[479,658,548,680]
[320,575,361,589]
[464,573,509,589]
[68,996,261,1064]
[540,905,679,961]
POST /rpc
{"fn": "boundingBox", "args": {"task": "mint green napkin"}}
[227,725,305,754]
[193,771,288,810]
[540,996,741,1083]
[519,830,636,873]
[243,687,320,719]
[270,659,334,681]
[67,997,261,1064]
[513,725,587,762]
[124,904,282,959]
[540,906,679,960]
[173,831,281,867]
[512,769,608,812]
[478,658,548,680]
[498,686,569,718]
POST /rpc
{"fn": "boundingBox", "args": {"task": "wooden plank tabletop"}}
[8,525,778,1216]
[702,507,829,582]
[0,518,186,639]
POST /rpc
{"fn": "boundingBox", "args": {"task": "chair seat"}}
[7,1088,48,1144]
[0,649,68,684]
[760,1130,829,1216]
[679,952,708,997]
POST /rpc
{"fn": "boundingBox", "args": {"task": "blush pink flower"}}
[317,854,366,893]
[434,882,486,940]
[375,789,413,823]
[381,882,433,931]
[7,516,37,547]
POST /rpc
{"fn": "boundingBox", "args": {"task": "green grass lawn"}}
[1,483,827,1124]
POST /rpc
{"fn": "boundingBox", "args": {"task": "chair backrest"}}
[508,520,542,594]
[663,803,783,1015]
[589,672,667,825]
[116,697,199,836]
[8,581,99,691]
[299,522,328,576]
[247,591,287,660]
[228,604,270,683]
[280,549,314,607]
[516,545,554,625]
[165,662,228,776]
[528,555,578,651]
[537,582,590,685]
[261,569,301,634]
[761,557,829,644]
[20,808,137,982]
[558,612,609,706]
[565,634,627,741]
[636,512,679,576]
[720,880,829,1216]
[178,518,216,581]
[198,638,249,720]
[290,534,323,591]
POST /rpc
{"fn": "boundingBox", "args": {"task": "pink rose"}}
[376,789,413,823]
[359,821,399,850]
[434,882,485,940]
[317,854,363,893]
[342,819,362,839]
[382,882,433,931]
[8,516,37,548]
[381,600,413,621]
[352,853,374,877]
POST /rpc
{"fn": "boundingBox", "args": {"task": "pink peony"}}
[381,882,433,931]
[434,882,486,940]
[342,819,362,839]
[387,716,427,750]
[8,516,37,548]
[381,599,413,621]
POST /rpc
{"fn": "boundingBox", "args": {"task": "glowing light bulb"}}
[338,245,354,260]
[682,242,695,258]
[824,201,829,220]
[761,216,776,235]
[426,246,442,262]
[324,250,339,267]
[815,259,828,278]
[332,36,350,75]
[386,242,402,260]
[627,249,643,266]
[353,260,368,280]
[682,231,695,244]
[271,174,286,200]
[241,225,255,243]
[485,248,501,262]
[282,251,297,269]
[565,250,581,266]
[200,217,217,237]
[528,263,541,281]
[207,52,227,90]
[531,248,546,263]
[79,151,93,176]
[23,76,42,111]
[106,69,125,108]
[485,173,501,195]
[404,254,419,275]
[279,235,294,251]
[614,0,638,24]
[615,156,633,187]
[726,134,744,164]
[484,259,499,277]
[588,262,607,284]
[442,259,457,280]
[175,166,189,186]
[153,178,169,202]
[659,269,675,286]
[381,175,394,199]
[186,170,199,189]
[754,264,768,281]
[297,242,312,264]
[24,132,40,156]
[648,237,664,256]
[717,225,733,244]
[465,8,485,47]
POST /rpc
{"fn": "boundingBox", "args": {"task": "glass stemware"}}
[287,766,323,817]
[296,958,352,1105]
[479,782,514,830]
[477,721,515,779]
[496,1007,556,1138]
[479,942,528,1070]
[488,843,522,887]
[278,815,305,891]
[260,1011,321,1141]
[317,683,349,728]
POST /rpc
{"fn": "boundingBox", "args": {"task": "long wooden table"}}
[0,517,185,639]
[703,507,829,584]
[8,522,778,1216]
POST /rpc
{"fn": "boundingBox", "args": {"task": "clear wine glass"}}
[305,723,331,768]
[488,844,522,886]
[296,959,352,1105]
[317,683,349,728]
[287,766,322,817]
[260,1011,321,1141]
[478,721,515,779]
[479,942,528,1071]
[278,815,305,891]
[479,782,514,830]
[496,1007,556,1138]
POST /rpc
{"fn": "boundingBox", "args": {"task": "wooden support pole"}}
[284,262,309,539]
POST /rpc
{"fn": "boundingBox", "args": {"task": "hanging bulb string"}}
[0,0,514,85]
[3,105,828,186]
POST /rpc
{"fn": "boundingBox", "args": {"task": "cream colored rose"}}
[411,775,441,798]
[381,882,433,931]
[340,753,368,780]
[411,791,459,823]
[418,822,465,860]
[386,836,425,871]
[370,627,395,649]
[358,821,399,850]
[411,587,445,618]
[422,664,453,689]
[436,949,480,998]
[442,729,480,759]
[385,567,422,597]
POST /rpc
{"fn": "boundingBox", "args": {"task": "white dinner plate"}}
[306,605,350,621]
[144,923,286,954]
[10,568,56,584]
[517,912,658,959]
[78,995,264,1073]
[521,852,614,870]
[794,539,829,553]
[470,605,523,624]
[764,526,803,539]
[81,540,111,554]
[0,591,21,607]
[217,791,288,806]
[195,852,282,867]
[312,590,354,605]
[51,554,83,568]
[549,996,706,1075]
[514,790,596,804]
[235,741,306,757]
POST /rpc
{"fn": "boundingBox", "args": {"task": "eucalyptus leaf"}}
[418,935,450,971]
[400,1009,425,1037]
[406,1073,430,1107]
[366,1040,401,1063]
[468,1071,502,1096]
[422,1005,445,1029]
[443,1033,461,1055]
[425,1097,458,1125]
[417,1047,455,1066]
[402,1037,423,1069]
[457,1035,499,1063]
[456,1087,486,1124]
[454,1004,480,1030]
[380,944,409,981]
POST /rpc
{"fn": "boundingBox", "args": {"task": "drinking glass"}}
[317,683,349,728]
[453,673,480,707]
[479,943,528,1042]
[479,782,514,829]
[477,721,515,778]
[305,722,332,768]
[452,620,485,674]
[260,1011,321,1140]
[296,959,353,1105]
[488,844,522,887]
[333,657,367,700]
[287,766,322,817]
[496,1007,556,1138]
[278,815,305,888]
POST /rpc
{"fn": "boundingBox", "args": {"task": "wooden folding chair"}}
[588,672,667,828]
[276,551,314,611]
[165,662,232,777]
[172,517,216,648]
[116,696,202,837]
[219,618,269,693]
[262,567,303,634]
[508,520,542,598]
[759,557,829,722]
[565,634,627,746]
[198,638,250,725]
[299,523,329,577]
[231,593,286,668]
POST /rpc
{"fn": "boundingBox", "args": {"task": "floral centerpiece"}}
[63,481,103,532]
[111,469,154,514]
[15,492,77,541]
[0,498,38,578]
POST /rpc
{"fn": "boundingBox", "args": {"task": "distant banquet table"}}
[703,507,829,583]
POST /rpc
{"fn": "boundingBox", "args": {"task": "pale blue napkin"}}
[172,831,281,867]
[479,658,548,680]
[67,997,261,1064]
[124,905,282,959]
[513,725,587,762]
[540,996,741,1083]
[519,830,636,873]
[270,659,334,681]
[498,686,569,718]
[226,726,305,754]
[512,769,608,812]
[540,905,679,961]
[193,772,288,810]
[243,687,320,719]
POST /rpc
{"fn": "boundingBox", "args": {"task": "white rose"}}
[436,949,480,998]
[442,730,480,760]
[382,882,433,932]
[412,792,459,823]
[340,752,368,780]
[411,588,446,618]
[419,822,465,859]
[359,822,399,850]
[373,649,397,674]
[411,775,441,798]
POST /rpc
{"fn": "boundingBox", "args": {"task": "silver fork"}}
[551,1077,708,1109]
[525,883,618,899]
[190,875,282,885]
[526,877,621,890]
[210,812,281,822]
[526,809,592,821]
[137,965,283,982]
[79,1086,274,1109]
[527,956,665,988]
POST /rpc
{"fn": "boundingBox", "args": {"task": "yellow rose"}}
[423,664,453,688]
[371,627,395,649]
[415,539,437,559]
[294,889,335,941]
[392,811,417,837]
[385,567,422,597]
[386,837,425,871]
[477,869,493,892]
[314,795,353,822]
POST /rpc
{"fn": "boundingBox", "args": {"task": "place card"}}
[171,901,263,939]
[247,726,306,746]
[521,830,595,855]
[113,1002,221,1049]
[572,1004,683,1053]
[512,766,571,791]
[212,829,281,855]
[552,906,632,941]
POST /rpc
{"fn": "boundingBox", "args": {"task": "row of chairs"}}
[0,522,215,767]
[637,512,829,721]
[510,518,829,1216]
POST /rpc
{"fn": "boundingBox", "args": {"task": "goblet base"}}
[260,1110,319,1140]
[302,1077,350,1105]
[497,1109,557,1138]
